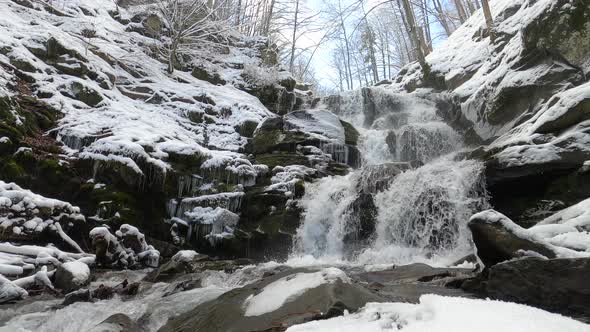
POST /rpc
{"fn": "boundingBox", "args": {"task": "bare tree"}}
[152,0,233,73]
[481,0,495,42]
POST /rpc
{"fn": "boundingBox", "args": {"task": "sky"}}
[295,0,450,90]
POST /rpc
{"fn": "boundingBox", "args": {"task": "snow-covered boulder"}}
[54,261,91,293]
[469,210,557,266]
[0,181,85,249]
[90,225,160,268]
[469,205,590,267]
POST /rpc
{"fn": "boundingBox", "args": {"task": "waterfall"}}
[291,89,489,266]
[357,157,489,265]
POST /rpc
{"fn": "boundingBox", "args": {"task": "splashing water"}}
[358,157,489,265]
[294,173,359,259]
[291,90,489,266]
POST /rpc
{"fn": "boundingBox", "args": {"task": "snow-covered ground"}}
[0,0,278,180]
[286,295,590,332]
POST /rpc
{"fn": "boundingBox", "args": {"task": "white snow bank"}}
[286,295,590,332]
[243,268,350,317]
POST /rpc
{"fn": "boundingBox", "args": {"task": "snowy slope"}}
[395,0,589,141]
[0,0,276,179]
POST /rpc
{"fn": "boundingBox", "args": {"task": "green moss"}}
[0,159,27,179]
[340,120,360,146]
[293,180,305,198]
[252,129,282,154]
[255,153,308,169]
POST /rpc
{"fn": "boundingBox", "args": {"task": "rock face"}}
[468,210,556,267]
[160,267,384,332]
[54,261,91,293]
[486,258,590,318]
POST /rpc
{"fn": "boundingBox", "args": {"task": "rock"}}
[62,81,103,106]
[191,67,226,85]
[355,263,475,303]
[62,288,91,306]
[0,274,28,304]
[54,261,91,293]
[144,251,248,282]
[486,258,590,317]
[160,267,385,332]
[468,210,556,267]
[88,313,141,332]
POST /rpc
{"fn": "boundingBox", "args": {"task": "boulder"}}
[468,210,556,267]
[160,267,385,332]
[54,261,91,293]
[487,258,590,317]
[62,288,91,306]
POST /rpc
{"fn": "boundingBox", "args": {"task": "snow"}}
[60,261,91,285]
[471,209,590,259]
[0,181,83,217]
[89,225,160,268]
[0,0,278,184]
[286,295,590,332]
[285,110,346,144]
[243,268,350,317]
[171,250,199,263]
[528,198,590,252]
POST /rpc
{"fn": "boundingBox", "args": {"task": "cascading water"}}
[291,88,489,266]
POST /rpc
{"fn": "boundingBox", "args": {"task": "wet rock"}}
[468,210,556,267]
[144,251,248,282]
[486,257,590,318]
[62,288,91,306]
[160,267,385,332]
[355,263,475,303]
[89,313,141,332]
[54,261,91,293]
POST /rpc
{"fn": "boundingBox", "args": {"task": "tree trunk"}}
[433,0,452,36]
[288,0,300,72]
[453,0,467,23]
[481,0,495,42]
[264,0,276,36]
[400,0,428,71]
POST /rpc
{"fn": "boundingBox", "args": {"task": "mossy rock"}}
[66,82,103,106]
[236,120,259,138]
[191,67,226,85]
[9,57,37,73]
[255,153,308,169]
[340,120,360,146]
